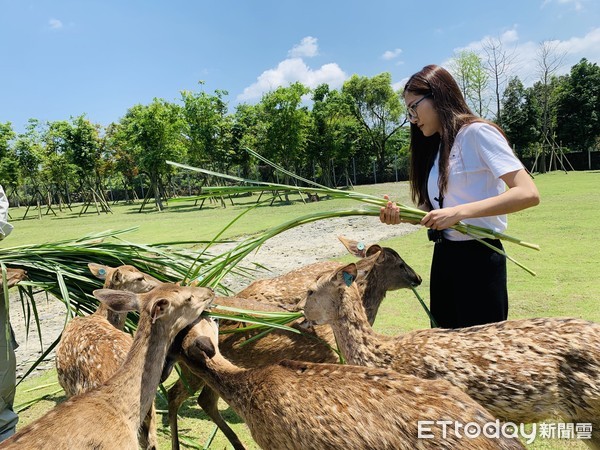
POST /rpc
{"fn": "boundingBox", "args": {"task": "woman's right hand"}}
[380,194,401,225]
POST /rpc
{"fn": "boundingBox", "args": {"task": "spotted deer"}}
[0,283,214,450]
[303,258,600,449]
[236,236,421,316]
[0,268,26,288]
[167,239,422,450]
[54,263,162,449]
[165,316,525,450]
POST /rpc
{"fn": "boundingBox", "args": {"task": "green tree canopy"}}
[556,58,600,152]
[118,99,185,210]
[180,86,230,171]
[342,72,403,177]
[258,82,311,177]
[500,77,539,156]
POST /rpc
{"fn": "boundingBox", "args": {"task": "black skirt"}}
[429,237,508,329]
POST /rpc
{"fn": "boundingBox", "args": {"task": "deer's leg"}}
[139,403,158,450]
[197,386,246,450]
[167,370,204,450]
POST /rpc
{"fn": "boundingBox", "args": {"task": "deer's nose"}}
[412,274,422,287]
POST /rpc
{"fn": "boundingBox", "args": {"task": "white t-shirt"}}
[0,185,13,240]
[427,122,524,241]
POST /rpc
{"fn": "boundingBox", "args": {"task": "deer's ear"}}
[360,251,381,274]
[89,263,111,281]
[93,289,140,312]
[151,298,170,324]
[365,244,382,257]
[338,236,370,258]
[335,263,358,287]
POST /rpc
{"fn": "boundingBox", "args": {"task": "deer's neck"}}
[94,303,127,330]
[330,287,395,367]
[360,269,387,325]
[200,354,251,417]
[102,315,169,428]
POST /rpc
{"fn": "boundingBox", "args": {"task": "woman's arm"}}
[420,169,540,230]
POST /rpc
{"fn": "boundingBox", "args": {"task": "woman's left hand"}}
[420,206,463,230]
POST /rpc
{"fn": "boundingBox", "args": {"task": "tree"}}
[258,82,312,183]
[12,120,47,213]
[0,122,15,160]
[556,58,600,152]
[105,122,140,203]
[449,51,490,116]
[342,73,403,179]
[63,115,110,212]
[535,40,566,172]
[118,99,185,211]
[180,85,230,171]
[228,103,262,179]
[0,123,20,196]
[306,84,360,186]
[500,77,539,157]
[482,37,516,125]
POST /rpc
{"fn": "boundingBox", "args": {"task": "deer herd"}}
[1,237,599,449]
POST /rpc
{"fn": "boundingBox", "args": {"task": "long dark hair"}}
[404,65,504,208]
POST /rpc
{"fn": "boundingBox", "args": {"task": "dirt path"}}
[9,215,418,380]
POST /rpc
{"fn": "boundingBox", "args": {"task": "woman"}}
[380,64,539,329]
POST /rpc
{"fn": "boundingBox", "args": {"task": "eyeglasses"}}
[406,94,432,123]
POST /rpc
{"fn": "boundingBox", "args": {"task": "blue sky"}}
[2,0,599,133]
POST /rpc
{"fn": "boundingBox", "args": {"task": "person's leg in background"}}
[0,315,19,442]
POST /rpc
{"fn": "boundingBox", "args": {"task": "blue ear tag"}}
[342,271,354,287]
[357,242,365,251]
[98,268,106,276]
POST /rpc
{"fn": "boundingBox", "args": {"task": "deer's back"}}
[0,392,138,450]
[226,360,523,450]
[392,317,600,423]
[56,315,132,397]
[219,320,339,368]
[236,261,339,307]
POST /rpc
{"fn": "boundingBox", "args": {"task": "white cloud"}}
[48,18,63,30]
[237,57,347,102]
[382,48,402,60]
[554,27,600,57]
[456,25,520,54]
[238,37,346,102]
[288,36,319,58]
[500,27,519,44]
[447,26,600,86]
[392,77,409,92]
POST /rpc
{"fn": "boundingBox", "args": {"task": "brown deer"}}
[0,268,27,288]
[236,236,420,316]
[0,283,214,450]
[167,239,422,450]
[54,263,162,449]
[303,259,600,449]
[165,316,525,450]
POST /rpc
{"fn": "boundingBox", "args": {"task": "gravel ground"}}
[9,215,418,380]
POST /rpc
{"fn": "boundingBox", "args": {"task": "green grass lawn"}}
[10,170,600,449]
